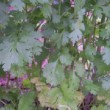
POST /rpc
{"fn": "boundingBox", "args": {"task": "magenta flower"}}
[100,46,105,54]
[53,0,59,5]
[41,57,49,69]
[37,20,47,31]
[22,74,28,80]
[0,76,7,86]
[37,37,44,43]
[0,78,7,86]
[8,6,16,11]
[28,63,32,68]
[34,61,38,65]
[70,0,75,7]
[77,43,83,52]
[86,11,93,19]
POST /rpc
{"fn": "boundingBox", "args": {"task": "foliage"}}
[1,0,110,110]
[18,91,36,110]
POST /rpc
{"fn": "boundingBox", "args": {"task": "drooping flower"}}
[28,63,32,68]
[41,57,49,69]
[100,46,105,54]
[34,61,38,66]
[77,43,83,52]
[8,6,16,11]
[53,0,59,5]
[37,20,47,32]
[37,37,44,43]
[0,78,7,86]
[86,11,93,19]
[70,0,75,7]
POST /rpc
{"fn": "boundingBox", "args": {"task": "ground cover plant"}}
[0,0,110,110]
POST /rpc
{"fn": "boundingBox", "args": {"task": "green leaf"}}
[70,19,85,30]
[37,74,82,109]
[46,88,60,108]
[94,7,103,18]
[0,2,9,27]
[11,65,27,77]
[41,4,52,18]
[97,0,109,5]
[10,11,27,22]
[75,62,85,77]
[61,31,69,46]
[0,40,20,71]
[10,0,25,11]
[23,79,31,88]
[18,91,35,110]
[59,48,73,66]
[102,6,110,17]
[74,21,85,31]
[85,45,96,61]
[100,24,110,39]
[29,0,36,4]
[0,26,43,71]
[68,72,80,91]
[91,105,108,110]
[74,0,85,14]
[42,24,54,37]
[43,61,65,86]
[37,0,49,4]
[77,9,86,21]
[60,83,74,102]
[102,47,110,65]
[99,75,110,90]
[84,80,100,95]
[59,72,82,109]
[52,14,61,23]
[69,29,82,45]
[50,32,62,48]
[17,30,43,61]
[94,56,110,75]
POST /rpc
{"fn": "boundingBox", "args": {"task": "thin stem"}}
[6,72,10,88]
[0,100,7,106]
[61,7,71,17]
[93,15,96,46]
[59,0,61,15]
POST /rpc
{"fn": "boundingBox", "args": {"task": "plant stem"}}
[59,1,61,15]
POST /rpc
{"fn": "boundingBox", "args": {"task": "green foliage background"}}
[0,0,110,110]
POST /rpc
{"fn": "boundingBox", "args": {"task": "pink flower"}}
[32,56,38,66]
[34,61,38,65]
[38,37,44,43]
[28,63,32,68]
[70,0,75,7]
[37,20,47,32]
[86,11,93,19]
[77,42,83,52]
[41,57,49,69]
[100,46,105,54]
[78,44,83,52]
[0,78,7,86]
[8,6,16,11]
[22,74,28,80]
